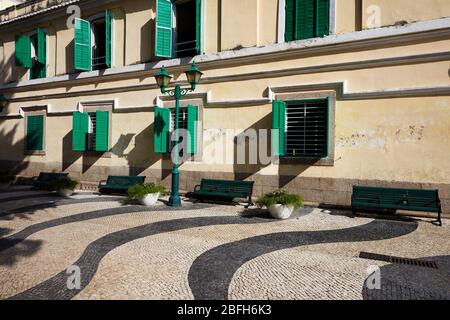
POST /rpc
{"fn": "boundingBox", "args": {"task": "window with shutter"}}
[74,18,92,71]
[284,99,329,158]
[26,115,44,151]
[155,0,202,58]
[285,0,330,41]
[15,35,31,68]
[30,31,46,80]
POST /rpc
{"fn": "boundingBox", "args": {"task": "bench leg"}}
[245,197,254,209]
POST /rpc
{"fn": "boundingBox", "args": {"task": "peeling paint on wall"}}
[394,125,426,143]
[336,129,386,149]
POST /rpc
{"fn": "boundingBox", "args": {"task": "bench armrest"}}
[31,176,39,182]
[194,185,201,192]
[98,180,108,186]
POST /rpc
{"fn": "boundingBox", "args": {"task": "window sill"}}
[82,151,112,159]
[25,150,45,156]
[279,156,334,166]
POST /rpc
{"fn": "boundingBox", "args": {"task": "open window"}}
[74,10,112,71]
[155,0,201,59]
[15,28,47,79]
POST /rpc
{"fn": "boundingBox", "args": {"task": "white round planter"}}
[58,189,74,198]
[139,193,160,206]
[268,204,294,220]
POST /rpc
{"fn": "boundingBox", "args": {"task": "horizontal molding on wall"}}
[0,49,449,118]
[2,81,450,118]
[1,17,450,92]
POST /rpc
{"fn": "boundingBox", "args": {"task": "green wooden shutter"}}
[324,97,330,158]
[155,0,173,58]
[37,28,46,65]
[154,107,170,153]
[195,0,202,55]
[74,18,92,71]
[285,0,295,42]
[272,100,286,157]
[95,111,110,152]
[27,115,44,151]
[187,105,198,155]
[105,10,112,68]
[296,0,315,40]
[316,0,330,37]
[15,35,31,68]
[72,112,89,151]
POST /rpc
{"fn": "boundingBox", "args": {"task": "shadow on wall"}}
[0,122,31,176]
[232,114,311,193]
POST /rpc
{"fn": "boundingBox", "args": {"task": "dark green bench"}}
[32,172,69,190]
[187,179,254,208]
[351,186,442,226]
[98,176,146,194]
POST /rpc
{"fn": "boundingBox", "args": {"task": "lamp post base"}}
[168,169,182,207]
[168,195,182,207]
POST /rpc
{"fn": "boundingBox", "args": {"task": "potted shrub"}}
[256,190,304,220]
[127,183,166,206]
[0,172,14,190]
[53,178,79,198]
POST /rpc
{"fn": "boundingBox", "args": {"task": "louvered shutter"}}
[95,111,109,152]
[187,105,198,154]
[195,0,202,54]
[72,112,89,151]
[316,0,330,37]
[154,107,171,153]
[272,100,286,157]
[155,0,173,58]
[15,35,31,68]
[285,0,295,42]
[27,115,44,151]
[105,10,112,68]
[74,18,92,71]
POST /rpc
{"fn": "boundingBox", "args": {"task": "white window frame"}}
[87,11,115,69]
[277,0,336,43]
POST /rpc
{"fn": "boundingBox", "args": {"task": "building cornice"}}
[1,17,450,94]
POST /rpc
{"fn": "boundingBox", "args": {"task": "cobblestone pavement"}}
[0,187,449,300]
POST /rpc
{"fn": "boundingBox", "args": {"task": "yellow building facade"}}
[0,0,449,212]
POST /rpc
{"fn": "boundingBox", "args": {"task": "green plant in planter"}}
[127,183,167,200]
[256,190,304,209]
[52,178,79,191]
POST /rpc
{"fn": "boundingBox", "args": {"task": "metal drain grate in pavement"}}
[359,252,438,269]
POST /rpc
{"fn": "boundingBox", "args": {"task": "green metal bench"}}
[32,172,69,190]
[98,176,146,194]
[351,186,442,226]
[187,179,254,208]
